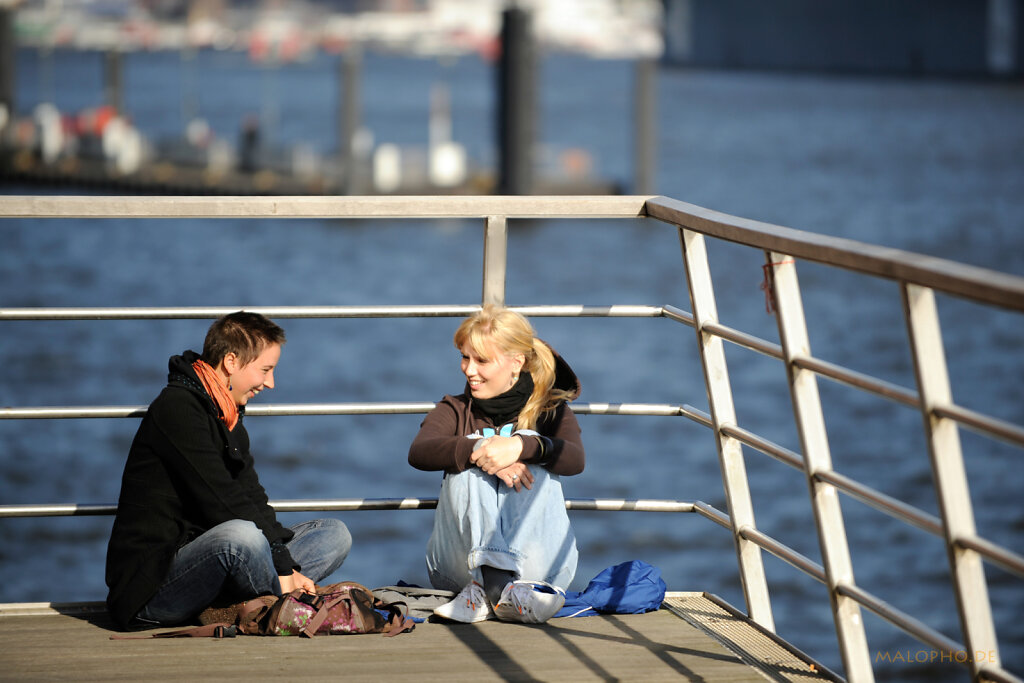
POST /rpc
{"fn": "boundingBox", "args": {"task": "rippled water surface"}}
[3,49,1023,680]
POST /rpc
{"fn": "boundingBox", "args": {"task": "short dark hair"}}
[201,311,286,367]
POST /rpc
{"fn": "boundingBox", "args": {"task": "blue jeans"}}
[136,518,351,625]
[426,466,578,592]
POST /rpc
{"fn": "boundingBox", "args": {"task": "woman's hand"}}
[279,570,315,594]
[470,435,524,474]
[497,462,533,492]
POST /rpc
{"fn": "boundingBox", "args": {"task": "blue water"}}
[3,48,1023,680]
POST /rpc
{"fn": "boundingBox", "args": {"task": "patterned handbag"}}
[201,581,415,638]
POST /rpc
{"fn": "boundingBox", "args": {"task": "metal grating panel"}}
[664,593,842,682]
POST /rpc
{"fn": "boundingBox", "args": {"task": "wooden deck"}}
[0,593,838,682]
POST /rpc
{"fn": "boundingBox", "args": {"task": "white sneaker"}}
[493,580,566,624]
[433,581,494,623]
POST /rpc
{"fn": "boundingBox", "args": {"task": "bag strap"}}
[382,613,416,637]
[110,623,236,640]
[297,591,334,638]
[237,597,277,635]
[374,596,415,637]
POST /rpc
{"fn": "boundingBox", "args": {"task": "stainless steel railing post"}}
[766,250,873,682]
[902,283,1000,680]
[679,227,775,632]
[482,215,508,306]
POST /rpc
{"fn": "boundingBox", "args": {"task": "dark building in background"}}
[664,0,1023,79]
[0,8,12,116]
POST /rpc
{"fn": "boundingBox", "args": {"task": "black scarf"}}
[471,372,534,428]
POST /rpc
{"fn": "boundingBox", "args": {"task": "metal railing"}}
[2,194,1022,683]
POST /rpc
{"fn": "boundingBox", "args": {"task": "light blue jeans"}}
[136,518,351,625]
[426,466,578,592]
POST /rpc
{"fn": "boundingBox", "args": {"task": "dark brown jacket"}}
[408,349,584,476]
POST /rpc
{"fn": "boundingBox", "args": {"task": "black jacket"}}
[104,351,297,628]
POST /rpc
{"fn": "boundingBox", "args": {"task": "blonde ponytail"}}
[517,338,575,430]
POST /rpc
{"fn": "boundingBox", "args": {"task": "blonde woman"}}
[408,306,584,623]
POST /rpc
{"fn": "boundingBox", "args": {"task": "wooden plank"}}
[0,595,833,682]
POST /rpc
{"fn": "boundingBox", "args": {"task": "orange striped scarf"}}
[192,359,239,431]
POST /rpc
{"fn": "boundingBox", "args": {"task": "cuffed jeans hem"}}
[468,548,522,576]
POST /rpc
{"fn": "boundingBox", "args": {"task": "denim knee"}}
[215,519,271,558]
[324,519,353,558]
[308,518,352,565]
[286,518,352,582]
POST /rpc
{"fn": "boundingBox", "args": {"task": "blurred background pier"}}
[0,0,665,195]
[1,0,1019,196]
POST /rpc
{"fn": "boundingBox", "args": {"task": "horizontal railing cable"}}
[675,405,714,429]
[0,498,701,519]
[0,402,695,420]
[0,404,438,419]
[572,403,692,417]
[933,403,1024,449]
[737,525,827,584]
[955,534,1024,580]
[791,355,920,408]
[1,503,118,518]
[813,469,944,537]
[0,305,481,321]
[0,406,150,419]
[692,501,732,529]
[660,304,696,327]
[512,304,667,318]
[700,320,784,359]
[719,423,804,470]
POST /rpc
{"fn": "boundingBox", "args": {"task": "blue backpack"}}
[555,560,667,618]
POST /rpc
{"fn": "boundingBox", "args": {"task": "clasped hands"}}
[470,435,534,492]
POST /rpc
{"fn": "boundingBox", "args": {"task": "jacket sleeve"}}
[408,397,585,477]
[149,391,299,573]
[408,398,477,474]
[231,443,300,575]
[518,404,585,476]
